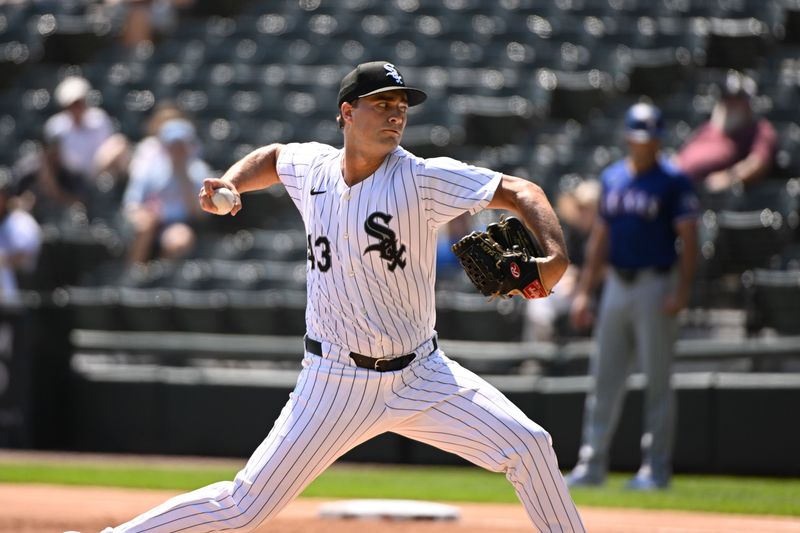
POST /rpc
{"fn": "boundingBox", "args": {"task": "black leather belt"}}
[304,335,437,372]
[615,265,672,283]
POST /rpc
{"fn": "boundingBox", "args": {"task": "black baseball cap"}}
[337,61,427,108]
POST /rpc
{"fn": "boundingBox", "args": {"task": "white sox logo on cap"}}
[384,63,403,84]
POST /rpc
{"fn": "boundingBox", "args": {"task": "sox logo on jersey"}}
[363,212,406,271]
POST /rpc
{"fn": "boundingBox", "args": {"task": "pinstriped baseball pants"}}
[111,349,585,532]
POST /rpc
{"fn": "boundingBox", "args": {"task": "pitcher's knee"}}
[518,420,554,449]
[503,424,555,470]
[201,480,270,531]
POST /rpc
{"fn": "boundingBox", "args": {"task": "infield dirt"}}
[2,484,800,533]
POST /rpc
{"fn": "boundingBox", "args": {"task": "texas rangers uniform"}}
[108,142,584,532]
[573,156,698,487]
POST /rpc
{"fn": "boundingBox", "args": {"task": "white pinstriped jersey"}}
[276,142,501,358]
[107,143,586,533]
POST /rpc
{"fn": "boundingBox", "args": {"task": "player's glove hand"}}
[451,216,551,299]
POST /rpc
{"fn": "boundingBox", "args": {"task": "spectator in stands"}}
[524,179,600,342]
[0,173,42,309]
[123,117,211,263]
[128,100,186,181]
[88,132,133,222]
[38,76,125,218]
[566,103,699,490]
[676,70,777,192]
[103,0,194,47]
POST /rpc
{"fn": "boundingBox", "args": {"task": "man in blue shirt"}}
[567,103,699,489]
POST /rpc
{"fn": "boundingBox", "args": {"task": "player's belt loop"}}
[304,335,438,372]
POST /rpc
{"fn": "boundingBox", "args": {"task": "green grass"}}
[0,460,798,517]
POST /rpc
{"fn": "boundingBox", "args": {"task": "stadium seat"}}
[744,269,800,335]
[435,291,525,342]
[780,1,800,44]
[535,69,614,121]
[170,289,229,334]
[37,13,113,65]
[617,47,692,96]
[113,260,178,289]
[66,286,121,331]
[702,17,770,69]
[168,260,215,291]
[185,0,250,18]
[700,208,791,277]
[118,287,176,331]
[772,121,800,179]
[452,94,537,147]
[225,289,287,335]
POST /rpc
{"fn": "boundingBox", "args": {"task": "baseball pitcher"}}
[97,61,585,533]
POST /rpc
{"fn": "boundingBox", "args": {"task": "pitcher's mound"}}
[319,499,461,521]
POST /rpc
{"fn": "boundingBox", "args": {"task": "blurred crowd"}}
[0,0,787,343]
[0,73,219,308]
[524,69,779,343]
[0,65,782,319]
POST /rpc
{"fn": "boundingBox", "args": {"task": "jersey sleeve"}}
[276,142,337,211]
[671,173,700,222]
[414,156,501,227]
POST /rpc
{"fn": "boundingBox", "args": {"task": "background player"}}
[567,103,699,490]
[97,61,585,532]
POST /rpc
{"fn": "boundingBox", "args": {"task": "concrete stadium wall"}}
[16,305,800,475]
[63,364,800,476]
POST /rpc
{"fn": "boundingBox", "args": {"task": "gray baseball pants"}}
[577,269,678,483]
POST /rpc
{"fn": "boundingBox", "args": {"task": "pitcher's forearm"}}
[220,144,284,193]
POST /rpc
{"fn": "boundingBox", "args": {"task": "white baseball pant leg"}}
[110,353,397,532]
[108,346,584,532]
[389,351,585,532]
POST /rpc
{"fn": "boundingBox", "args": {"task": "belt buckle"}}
[373,357,391,371]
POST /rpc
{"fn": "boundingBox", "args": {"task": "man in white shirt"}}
[38,76,116,213]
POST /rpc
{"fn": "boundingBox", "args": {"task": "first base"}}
[318,499,461,521]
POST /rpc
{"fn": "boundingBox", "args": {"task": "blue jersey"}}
[599,158,698,270]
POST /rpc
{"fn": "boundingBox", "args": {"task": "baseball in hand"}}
[211,187,236,214]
